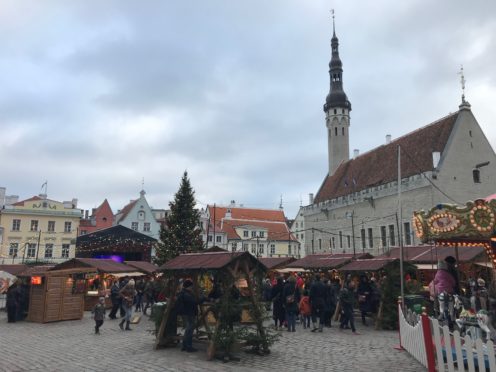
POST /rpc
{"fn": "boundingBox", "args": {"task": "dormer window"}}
[473,169,481,183]
[138,211,145,220]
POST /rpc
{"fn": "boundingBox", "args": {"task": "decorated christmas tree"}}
[154,171,203,266]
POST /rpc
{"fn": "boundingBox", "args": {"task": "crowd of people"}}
[263,272,381,335]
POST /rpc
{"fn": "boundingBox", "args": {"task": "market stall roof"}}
[204,246,228,252]
[287,253,372,270]
[17,265,55,276]
[258,257,296,270]
[379,245,486,263]
[159,251,267,273]
[125,261,159,275]
[0,264,28,276]
[76,224,157,247]
[340,258,397,272]
[51,258,135,273]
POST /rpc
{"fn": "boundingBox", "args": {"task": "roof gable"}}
[315,112,459,203]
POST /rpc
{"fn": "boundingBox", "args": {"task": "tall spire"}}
[458,65,471,110]
[324,11,351,112]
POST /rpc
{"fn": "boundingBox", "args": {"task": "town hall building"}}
[300,22,496,256]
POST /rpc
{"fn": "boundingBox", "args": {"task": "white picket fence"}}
[398,303,429,368]
[431,318,496,372]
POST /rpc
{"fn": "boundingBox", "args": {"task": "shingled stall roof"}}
[125,260,159,275]
[51,258,136,274]
[0,264,28,276]
[17,265,55,276]
[287,253,372,270]
[314,112,458,203]
[340,258,397,272]
[379,245,486,263]
[159,251,267,273]
[259,257,296,270]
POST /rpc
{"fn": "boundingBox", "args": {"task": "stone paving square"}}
[1,311,425,372]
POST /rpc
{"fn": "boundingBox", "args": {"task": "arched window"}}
[335,127,338,136]
[473,169,481,183]
[342,127,345,135]
[334,109,337,115]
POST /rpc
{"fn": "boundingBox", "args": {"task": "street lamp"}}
[345,211,356,256]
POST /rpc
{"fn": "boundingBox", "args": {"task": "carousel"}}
[413,197,496,340]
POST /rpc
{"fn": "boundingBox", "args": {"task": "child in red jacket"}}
[299,290,311,329]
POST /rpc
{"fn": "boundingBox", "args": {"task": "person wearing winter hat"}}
[119,279,136,331]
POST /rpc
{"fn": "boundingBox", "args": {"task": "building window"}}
[381,226,387,247]
[138,211,145,220]
[270,244,275,255]
[131,222,138,231]
[30,220,39,232]
[360,229,366,250]
[347,235,351,249]
[331,237,335,250]
[339,231,343,248]
[251,244,256,254]
[143,222,151,232]
[64,222,72,233]
[243,231,249,238]
[342,127,345,135]
[301,233,304,240]
[473,169,481,183]
[389,225,396,246]
[208,235,213,242]
[44,244,53,258]
[9,243,18,257]
[231,242,237,252]
[27,244,36,258]
[295,222,298,228]
[243,243,248,252]
[62,244,70,258]
[48,221,55,232]
[216,235,222,243]
[12,219,21,231]
[318,239,322,251]
[251,231,256,238]
[335,127,338,136]
[288,245,292,255]
[368,228,373,249]
[259,231,265,238]
[404,222,412,246]
[259,244,264,254]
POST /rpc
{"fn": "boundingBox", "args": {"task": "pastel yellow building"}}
[0,195,81,264]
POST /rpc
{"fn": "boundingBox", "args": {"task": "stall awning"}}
[275,267,308,273]
[109,271,145,278]
[415,264,438,270]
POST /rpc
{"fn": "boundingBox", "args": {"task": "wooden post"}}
[155,279,178,349]
[394,297,404,350]
[421,307,436,372]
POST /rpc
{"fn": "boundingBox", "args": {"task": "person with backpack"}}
[283,276,300,332]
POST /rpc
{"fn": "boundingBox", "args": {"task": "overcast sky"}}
[1,0,495,218]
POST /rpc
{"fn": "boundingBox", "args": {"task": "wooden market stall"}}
[25,266,96,323]
[125,260,159,276]
[51,258,144,310]
[155,251,273,361]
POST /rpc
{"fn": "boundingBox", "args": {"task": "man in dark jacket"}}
[108,280,120,319]
[6,281,20,323]
[176,279,198,352]
[339,281,358,334]
[310,274,326,332]
[283,276,301,332]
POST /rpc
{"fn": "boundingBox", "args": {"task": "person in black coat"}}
[357,275,372,326]
[6,281,20,323]
[271,277,285,330]
[283,276,301,332]
[175,279,199,352]
[108,280,120,319]
[310,274,326,332]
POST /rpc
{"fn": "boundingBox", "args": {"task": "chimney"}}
[309,193,314,205]
[432,152,441,169]
[353,149,359,158]
[225,208,232,219]
[230,200,236,207]
[386,134,392,144]
[72,198,78,208]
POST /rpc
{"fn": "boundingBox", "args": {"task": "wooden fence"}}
[398,303,431,369]
[430,318,496,372]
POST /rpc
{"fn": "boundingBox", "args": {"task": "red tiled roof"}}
[0,264,28,276]
[209,206,287,223]
[259,257,296,270]
[159,251,266,271]
[115,199,138,224]
[220,218,298,242]
[287,253,371,269]
[340,258,396,272]
[379,246,485,263]
[51,258,134,273]
[125,261,159,274]
[315,112,459,203]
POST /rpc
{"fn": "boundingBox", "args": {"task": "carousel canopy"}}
[379,245,486,263]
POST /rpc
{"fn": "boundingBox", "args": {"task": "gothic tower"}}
[324,17,351,176]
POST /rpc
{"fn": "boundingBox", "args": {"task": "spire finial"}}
[279,194,283,210]
[458,65,466,103]
[331,9,335,36]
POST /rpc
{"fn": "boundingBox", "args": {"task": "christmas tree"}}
[154,171,204,266]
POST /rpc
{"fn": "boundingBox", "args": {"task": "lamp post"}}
[346,211,356,256]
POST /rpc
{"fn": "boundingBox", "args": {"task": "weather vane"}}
[331,9,335,33]
[458,65,466,103]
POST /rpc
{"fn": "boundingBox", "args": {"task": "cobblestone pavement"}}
[0,311,425,372]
